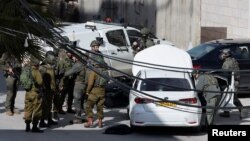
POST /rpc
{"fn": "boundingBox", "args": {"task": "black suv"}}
[187,39,250,91]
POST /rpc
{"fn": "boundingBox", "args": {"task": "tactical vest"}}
[94,68,109,87]
[224,57,240,80]
[75,66,86,83]
[40,64,56,91]
[203,74,218,91]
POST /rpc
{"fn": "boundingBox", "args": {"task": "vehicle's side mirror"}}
[96,37,104,45]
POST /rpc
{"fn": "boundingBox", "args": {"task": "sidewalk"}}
[0,91,130,141]
[0,91,250,141]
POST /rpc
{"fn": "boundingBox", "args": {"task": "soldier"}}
[219,49,243,118]
[195,70,221,125]
[84,65,108,128]
[132,27,155,54]
[64,56,87,124]
[39,51,58,128]
[23,57,43,133]
[88,40,105,65]
[84,40,108,128]
[0,52,21,116]
[58,50,75,114]
[52,49,65,119]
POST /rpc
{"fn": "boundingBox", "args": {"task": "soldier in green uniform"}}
[0,52,21,116]
[64,57,87,124]
[52,49,64,119]
[218,49,243,118]
[39,51,58,127]
[132,27,155,55]
[84,40,108,128]
[87,40,105,65]
[58,50,75,113]
[23,57,43,133]
[195,71,221,125]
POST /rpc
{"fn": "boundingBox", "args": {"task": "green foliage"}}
[0,0,57,61]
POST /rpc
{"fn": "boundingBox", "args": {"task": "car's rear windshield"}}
[187,43,217,59]
[140,78,191,91]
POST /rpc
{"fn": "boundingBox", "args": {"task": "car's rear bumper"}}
[130,107,201,127]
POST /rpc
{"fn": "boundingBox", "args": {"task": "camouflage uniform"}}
[58,52,75,113]
[196,73,221,125]
[0,52,21,115]
[52,50,64,116]
[85,68,106,127]
[65,60,87,123]
[24,64,43,132]
[84,40,107,127]
[39,62,58,127]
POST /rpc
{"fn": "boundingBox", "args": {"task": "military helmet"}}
[90,40,100,47]
[45,51,55,57]
[141,27,150,36]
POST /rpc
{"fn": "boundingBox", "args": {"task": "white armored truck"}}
[58,21,174,78]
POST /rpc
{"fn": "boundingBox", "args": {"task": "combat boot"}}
[53,112,59,120]
[67,109,76,114]
[32,122,44,133]
[58,109,66,115]
[6,110,13,116]
[25,121,31,132]
[84,118,93,128]
[98,119,103,128]
[39,120,49,128]
[13,108,21,115]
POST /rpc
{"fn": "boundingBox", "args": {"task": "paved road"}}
[0,91,250,141]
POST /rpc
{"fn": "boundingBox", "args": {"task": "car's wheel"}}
[130,121,139,132]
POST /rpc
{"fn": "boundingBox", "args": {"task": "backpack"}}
[20,66,33,90]
[95,69,109,86]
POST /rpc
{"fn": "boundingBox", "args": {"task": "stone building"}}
[54,0,250,49]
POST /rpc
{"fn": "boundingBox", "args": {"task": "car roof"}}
[59,21,137,33]
[133,44,193,76]
[206,38,250,45]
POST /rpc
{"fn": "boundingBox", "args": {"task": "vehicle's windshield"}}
[140,78,191,91]
[187,43,217,59]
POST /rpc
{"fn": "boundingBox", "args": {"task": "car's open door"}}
[214,73,236,111]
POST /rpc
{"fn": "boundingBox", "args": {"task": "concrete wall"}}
[201,0,250,43]
[57,0,201,50]
[155,0,201,50]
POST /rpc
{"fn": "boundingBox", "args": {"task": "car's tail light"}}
[134,97,154,104]
[193,65,201,69]
[179,98,197,104]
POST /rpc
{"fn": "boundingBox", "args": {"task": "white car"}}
[128,44,202,128]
